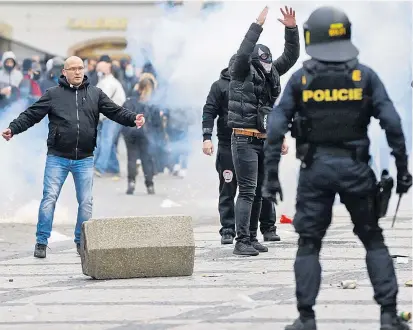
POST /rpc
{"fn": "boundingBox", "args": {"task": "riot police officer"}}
[202,55,282,245]
[263,7,412,330]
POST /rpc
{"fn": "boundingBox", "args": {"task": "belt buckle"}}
[254,132,265,139]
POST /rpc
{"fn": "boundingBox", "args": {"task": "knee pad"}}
[297,237,322,257]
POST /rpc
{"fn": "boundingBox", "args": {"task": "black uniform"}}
[227,21,299,255]
[202,56,280,243]
[263,7,412,330]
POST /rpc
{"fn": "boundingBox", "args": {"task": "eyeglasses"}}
[64,67,85,72]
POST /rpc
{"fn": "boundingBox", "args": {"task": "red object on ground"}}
[280,214,293,224]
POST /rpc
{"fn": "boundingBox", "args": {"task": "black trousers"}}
[123,130,154,187]
[293,152,398,318]
[231,134,266,242]
[216,142,276,236]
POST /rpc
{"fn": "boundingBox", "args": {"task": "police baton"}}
[391,193,403,228]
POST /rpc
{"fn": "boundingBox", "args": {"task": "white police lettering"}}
[223,170,233,183]
[263,114,268,130]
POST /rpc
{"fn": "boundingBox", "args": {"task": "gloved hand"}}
[262,173,283,205]
[396,170,412,194]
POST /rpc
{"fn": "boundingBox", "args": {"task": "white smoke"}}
[126,1,412,217]
[0,100,71,224]
[0,2,410,224]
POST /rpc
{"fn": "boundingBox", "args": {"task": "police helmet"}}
[303,7,359,62]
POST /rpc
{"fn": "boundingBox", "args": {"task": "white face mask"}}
[261,61,272,73]
[97,71,104,78]
[125,69,134,78]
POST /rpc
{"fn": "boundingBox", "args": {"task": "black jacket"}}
[8,75,137,160]
[227,22,300,129]
[202,56,235,144]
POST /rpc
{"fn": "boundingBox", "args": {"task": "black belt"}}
[315,146,356,158]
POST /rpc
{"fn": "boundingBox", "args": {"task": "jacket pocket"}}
[80,126,97,153]
[47,125,58,148]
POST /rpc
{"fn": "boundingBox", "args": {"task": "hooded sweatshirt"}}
[0,51,23,87]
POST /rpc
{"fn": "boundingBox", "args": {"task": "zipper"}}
[75,89,80,160]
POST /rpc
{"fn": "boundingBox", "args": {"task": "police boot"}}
[285,318,317,330]
[126,180,135,195]
[263,227,281,241]
[380,313,411,330]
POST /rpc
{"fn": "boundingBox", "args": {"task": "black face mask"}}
[32,72,41,81]
[4,64,14,72]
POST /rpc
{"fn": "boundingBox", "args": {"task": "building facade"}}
[0,0,208,61]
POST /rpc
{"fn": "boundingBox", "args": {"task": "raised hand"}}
[278,6,296,28]
[256,6,269,26]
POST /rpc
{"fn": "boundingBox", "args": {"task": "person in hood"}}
[1,56,145,259]
[39,57,65,94]
[227,6,299,256]
[19,58,42,101]
[202,55,285,246]
[0,51,23,88]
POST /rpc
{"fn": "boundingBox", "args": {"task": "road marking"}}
[49,231,72,243]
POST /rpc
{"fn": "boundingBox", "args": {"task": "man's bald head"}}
[63,56,85,86]
[64,56,83,69]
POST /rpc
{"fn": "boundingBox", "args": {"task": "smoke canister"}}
[340,280,357,289]
[399,312,411,322]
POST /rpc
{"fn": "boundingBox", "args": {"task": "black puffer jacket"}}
[202,55,236,144]
[8,75,137,160]
[227,22,300,129]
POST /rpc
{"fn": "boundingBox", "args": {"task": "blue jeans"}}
[36,155,94,245]
[94,120,122,174]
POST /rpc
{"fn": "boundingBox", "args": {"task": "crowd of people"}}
[0,52,192,194]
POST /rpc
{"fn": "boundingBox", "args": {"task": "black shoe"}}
[126,181,135,195]
[263,228,281,241]
[285,318,317,330]
[233,241,259,256]
[34,243,47,258]
[76,243,81,256]
[147,185,155,195]
[221,233,234,245]
[251,240,268,252]
[381,313,411,330]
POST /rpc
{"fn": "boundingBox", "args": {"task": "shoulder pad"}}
[302,59,319,73]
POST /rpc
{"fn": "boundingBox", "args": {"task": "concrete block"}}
[80,215,195,280]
